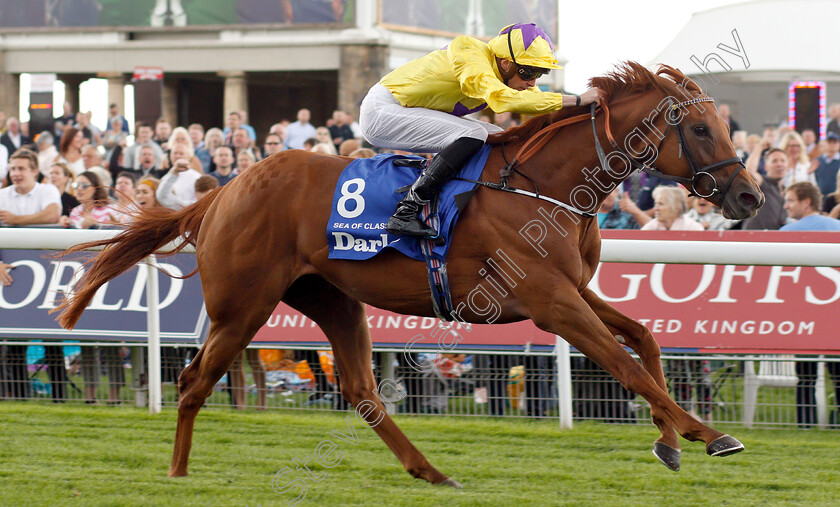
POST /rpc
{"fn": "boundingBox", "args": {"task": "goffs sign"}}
[0,250,206,343]
[591,230,840,354]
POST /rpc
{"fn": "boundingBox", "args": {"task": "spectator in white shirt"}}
[156,144,201,209]
[285,108,317,150]
[0,149,61,226]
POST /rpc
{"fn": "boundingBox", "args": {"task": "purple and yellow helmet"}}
[488,23,561,70]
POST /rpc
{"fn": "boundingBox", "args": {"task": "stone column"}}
[220,71,248,118]
[99,72,126,115]
[0,69,20,119]
[161,76,179,125]
[338,44,388,119]
[58,74,84,113]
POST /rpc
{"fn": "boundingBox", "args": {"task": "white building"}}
[652,0,840,135]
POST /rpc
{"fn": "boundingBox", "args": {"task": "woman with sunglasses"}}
[60,171,116,229]
[360,23,604,238]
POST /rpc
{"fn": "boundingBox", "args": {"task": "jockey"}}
[360,22,604,238]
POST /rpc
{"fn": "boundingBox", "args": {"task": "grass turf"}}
[0,403,837,506]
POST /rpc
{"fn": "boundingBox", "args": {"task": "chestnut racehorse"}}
[56,63,763,485]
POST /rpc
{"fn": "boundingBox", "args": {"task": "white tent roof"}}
[652,0,840,83]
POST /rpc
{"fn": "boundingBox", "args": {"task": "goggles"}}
[515,65,548,81]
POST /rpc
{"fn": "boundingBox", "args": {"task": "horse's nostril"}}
[739,192,758,209]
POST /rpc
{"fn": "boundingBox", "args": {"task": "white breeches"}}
[359,84,502,153]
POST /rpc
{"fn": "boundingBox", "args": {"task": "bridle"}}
[598,96,745,200]
[498,95,746,211]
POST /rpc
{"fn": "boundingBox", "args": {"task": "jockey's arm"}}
[450,36,598,114]
[451,38,562,114]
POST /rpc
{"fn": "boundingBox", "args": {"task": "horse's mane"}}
[487,61,703,146]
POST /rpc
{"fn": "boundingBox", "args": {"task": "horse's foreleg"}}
[282,277,454,486]
[581,288,681,470]
[529,292,742,459]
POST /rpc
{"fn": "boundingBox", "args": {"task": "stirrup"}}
[428,232,445,246]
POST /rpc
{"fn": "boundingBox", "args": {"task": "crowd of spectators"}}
[0,104,390,407]
[0,104,381,229]
[1,102,838,423]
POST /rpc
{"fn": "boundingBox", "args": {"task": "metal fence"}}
[2,343,838,429]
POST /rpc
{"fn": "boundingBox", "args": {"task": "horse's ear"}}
[655,64,703,95]
[655,64,683,82]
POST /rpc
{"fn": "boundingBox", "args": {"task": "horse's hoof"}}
[438,478,462,489]
[706,434,745,457]
[652,441,681,471]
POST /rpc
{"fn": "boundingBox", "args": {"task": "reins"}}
[507,109,595,166]
[506,96,631,170]
[453,105,607,218]
[451,104,611,219]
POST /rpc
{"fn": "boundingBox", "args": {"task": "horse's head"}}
[592,63,764,220]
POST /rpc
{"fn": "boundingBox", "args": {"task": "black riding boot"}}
[386,137,484,238]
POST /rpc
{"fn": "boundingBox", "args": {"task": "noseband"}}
[591,97,745,200]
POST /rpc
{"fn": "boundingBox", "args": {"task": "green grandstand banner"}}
[380,0,557,41]
[0,0,354,28]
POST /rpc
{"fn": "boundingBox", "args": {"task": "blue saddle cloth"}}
[327,145,492,261]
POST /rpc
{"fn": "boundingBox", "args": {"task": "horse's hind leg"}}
[169,317,263,476]
[581,288,682,471]
[282,275,455,486]
[169,263,288,476]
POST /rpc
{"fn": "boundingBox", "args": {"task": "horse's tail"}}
[54,187,223,330]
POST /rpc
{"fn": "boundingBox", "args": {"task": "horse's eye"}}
[693,125,709,137]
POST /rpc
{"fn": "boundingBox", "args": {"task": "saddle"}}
[326,146,494,319]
